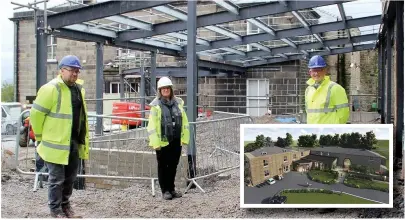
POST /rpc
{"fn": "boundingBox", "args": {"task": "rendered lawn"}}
[372,140,389,168]
[309,170,337,182]
[280,192,378,204]
[345,176,389,192]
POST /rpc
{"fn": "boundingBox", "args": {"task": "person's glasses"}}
[63,68,80,74]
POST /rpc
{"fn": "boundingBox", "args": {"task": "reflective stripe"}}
[148,129,156,136]
[49,81,61,113]
[307,108,336,113]
[41,141,70,151]
[335,103,349,109]
[48,112,72,119]
[34,134,42,138]
[32,103,50,114]
[152,110,158,117]
[324,82,336,111]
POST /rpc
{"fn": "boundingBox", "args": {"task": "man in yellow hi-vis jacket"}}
[305,55,349,214]
[305,55,350,124]
[30,55,89,218]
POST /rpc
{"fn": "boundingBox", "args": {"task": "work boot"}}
[170,190,182,198]
[62,203,81,218]
[50,209,65,218]
[162,191,173,200]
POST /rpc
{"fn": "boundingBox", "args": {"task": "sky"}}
[0,0,382,85]
[244,127,391,141]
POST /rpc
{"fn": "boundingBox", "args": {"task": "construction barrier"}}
[14,109,252,196]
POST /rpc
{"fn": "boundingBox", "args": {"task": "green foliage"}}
[255,134,265,148]
[310,131,378,149]
[308,170,339,185]
[297,133,319,148]
[285,133,293,147]
[275,137,286,148]
[1,81,14,102]
[344,176,389,192]
[264,137,272,147]
[274,133,293,148]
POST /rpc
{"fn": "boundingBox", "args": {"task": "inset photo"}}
[240,124,393,208]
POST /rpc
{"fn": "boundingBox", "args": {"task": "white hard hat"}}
[157,77,173,89]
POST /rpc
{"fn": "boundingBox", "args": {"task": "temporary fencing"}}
[14,109,252,195]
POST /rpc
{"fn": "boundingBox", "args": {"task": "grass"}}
[280,192,378,204]
[345,176,389,192]
[372,140,389,168]
[308,170,338,182]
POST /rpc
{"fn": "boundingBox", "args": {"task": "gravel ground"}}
[1,113,403,218]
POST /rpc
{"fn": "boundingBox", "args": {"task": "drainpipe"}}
[14,21,19,102]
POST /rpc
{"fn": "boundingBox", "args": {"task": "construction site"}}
[1,0,404,218]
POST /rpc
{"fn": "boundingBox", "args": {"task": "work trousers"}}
[156,138,182,193]
[45,140,79,211]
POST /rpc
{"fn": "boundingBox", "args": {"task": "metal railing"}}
[14,109,252,196]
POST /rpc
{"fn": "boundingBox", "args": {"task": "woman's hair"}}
[157,86,174,99]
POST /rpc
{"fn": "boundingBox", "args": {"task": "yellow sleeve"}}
[332,85,350,124]
[147,106,160,148]
[30,84,56,141]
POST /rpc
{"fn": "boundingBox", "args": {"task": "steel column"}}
[395,0,404,159]
[378,39,383,114]
[150,51,157,96]
[95,42,104,136]
[14,21,19,102]
[140,60,146,127]
[186,0,197,186]
[36,16,47,91]
[381,38,386,124]
[386,24,392,124]
[119,73,125,101]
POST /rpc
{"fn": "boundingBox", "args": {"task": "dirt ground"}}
[1,114,403,218]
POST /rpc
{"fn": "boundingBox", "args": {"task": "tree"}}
[264,137,272,147]
[319,135,327,146]
[285,133,293,147]
[297,134,319,148]
[364,131,378,149]
[245,143,259,152]
[332,134,340,145]
[275,137,286,148]
[255,134,265,148]
[340,133,349,147]
[1,81,14,102]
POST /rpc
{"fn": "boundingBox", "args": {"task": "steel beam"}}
[36,16,47,91]
[166,33,210,46]
[395,0,404,158]
[337,3,353,47]
[224,34,377,61]
[118,0,348,41]
[198,60,245,72]
[191,15,381,53]
[47,1,170,29]
[245,43,375,67]
[95,42,104,136]
[123,68,231,77]
[247,18,276,36]
[114,41,179,56]
[154,5,187,21]
[251,43,271,52]
[381,38,386,124]
[186,0,197,184]
[213,0,239,15]
[386,25,392,124]
[150,51,157,96]
[205,26,242,41]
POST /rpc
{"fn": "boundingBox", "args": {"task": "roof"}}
[249,146,292,157]
[296,154,337,164]
[310,146,386,158]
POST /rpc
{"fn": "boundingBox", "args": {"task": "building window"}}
[124,82,139,93]
[301,152,304,157]
[263,160,268,166]
[105,82,120,94]
[284,156,287,162]
[293,154,297,159]
[47,35,57,60]
[264,170,269,177]
[369,157,374,161]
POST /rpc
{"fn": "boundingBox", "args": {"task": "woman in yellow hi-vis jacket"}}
[305,55,350,124]
[147,76,190,200]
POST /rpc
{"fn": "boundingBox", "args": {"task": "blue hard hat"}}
[308,55,326,69]
[58,55,82,69]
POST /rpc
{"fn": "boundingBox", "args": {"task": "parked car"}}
[1,102,22,135]
[267,178,276,185]
[261,195,287,204]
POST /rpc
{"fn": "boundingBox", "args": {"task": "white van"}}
[1,102,22,135]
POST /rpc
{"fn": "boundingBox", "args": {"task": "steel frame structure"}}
[12,0,391,191]
[376,0,404,160]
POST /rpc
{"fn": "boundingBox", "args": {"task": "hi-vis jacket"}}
[147,97,190,149]
[305,76,350,124]
[30,75,90,165]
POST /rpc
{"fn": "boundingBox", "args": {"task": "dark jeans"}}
[45,140,79,211]
[156,138,182,193]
